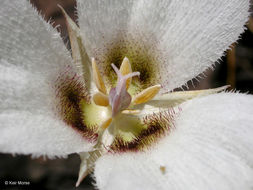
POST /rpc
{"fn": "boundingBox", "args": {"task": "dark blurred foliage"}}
[0,154,95,190]
[0,0,253,190]
[234,29,253,93]
[30,0,77,44]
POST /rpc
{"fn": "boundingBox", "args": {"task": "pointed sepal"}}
[147,85,230,108]
[58,5,94,93]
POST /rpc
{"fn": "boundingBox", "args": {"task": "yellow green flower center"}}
[89,57,162,147]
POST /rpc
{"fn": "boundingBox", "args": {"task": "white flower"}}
[0,0,253,189]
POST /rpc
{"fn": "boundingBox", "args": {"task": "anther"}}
[119,57,132,89]
[100,118,112,130]
[132,84,161,105]
[93,92,109,106]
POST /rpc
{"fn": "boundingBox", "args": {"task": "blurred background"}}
[0,0,253,189]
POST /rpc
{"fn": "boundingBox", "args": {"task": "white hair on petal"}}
[0,0,94,157]
[77,0,249,93]
[94,93,253,190]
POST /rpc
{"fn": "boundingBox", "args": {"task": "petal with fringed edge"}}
[0,0,95,157]
[94,93,253,190]
[77,0,249,93]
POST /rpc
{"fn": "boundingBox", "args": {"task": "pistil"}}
[109,63,140,116]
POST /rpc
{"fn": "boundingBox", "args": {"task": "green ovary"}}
[81,99,148,143]
[113,114,148,142]
[81,100,111,128]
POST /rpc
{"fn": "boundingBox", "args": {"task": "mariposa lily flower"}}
[1,0,253,189]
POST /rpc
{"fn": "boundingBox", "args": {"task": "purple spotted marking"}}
[109,64,140,116]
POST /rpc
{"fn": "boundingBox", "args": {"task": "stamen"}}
[119,57,132,89]
[93,92,109,106]
[132,84,161,105]
[100,117,112,130]
[92,58,107,94]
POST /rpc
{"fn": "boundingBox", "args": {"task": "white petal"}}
[0,111,94,158]
[76,0,134,54]
[0,0,71,78]
[77,0,249,92]
[94,93,253,190]
[132,0,249,91]
[0,0,94,156]
[0,61,94,158]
